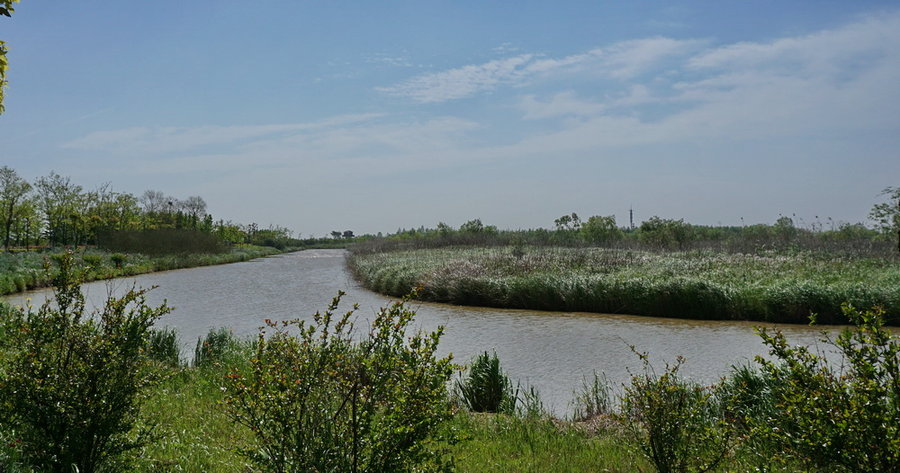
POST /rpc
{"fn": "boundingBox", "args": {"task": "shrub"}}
[621,352,731,473]
[0,251,171,473]
[223,292,455,473]
[750,304,899,472]
[456,350,517,414]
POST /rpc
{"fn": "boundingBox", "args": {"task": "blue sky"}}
[2,1,899,237]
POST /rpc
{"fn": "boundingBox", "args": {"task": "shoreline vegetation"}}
[347,246,900,325]
[347,209,900,325]
[0,245,283,297]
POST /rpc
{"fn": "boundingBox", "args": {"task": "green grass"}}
[0,245,282,296]
[450,413,646,473]
[347,246,900,324]
[133,367,256,472]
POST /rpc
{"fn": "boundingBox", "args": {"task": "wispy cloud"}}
[62,114,384,154]
[378,37,703,103]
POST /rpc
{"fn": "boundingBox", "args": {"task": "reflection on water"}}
[3,249,842,415]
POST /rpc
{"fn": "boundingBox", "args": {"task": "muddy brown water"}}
[3,249,844,415]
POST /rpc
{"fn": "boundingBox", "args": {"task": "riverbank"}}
[0,245,283,296]
[347,246,900,324]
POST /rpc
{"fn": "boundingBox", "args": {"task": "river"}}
[3,249,841,415]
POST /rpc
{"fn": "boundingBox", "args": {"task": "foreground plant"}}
[750,304,899,472]
[621,352,731,473]
[0,251,171,473]
[223,292,455,473]
[456,350,517,414]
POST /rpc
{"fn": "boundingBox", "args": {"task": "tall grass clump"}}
[192,327,246,369]
[148,326,182,367]
[456,350,517,414]
[571,371,613,422]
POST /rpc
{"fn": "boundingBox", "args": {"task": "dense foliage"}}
[0,252,170,472]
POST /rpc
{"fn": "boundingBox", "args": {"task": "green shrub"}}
[0,251,171,473]
[750,304,900,472]
[621,352,731,473]
[223,292,455,473]
[456,350,517,414]
[110,253,127,268]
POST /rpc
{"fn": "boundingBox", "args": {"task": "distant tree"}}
[181,195,207,219]
[0,165,31,250]
[342,230,354,239]
[0,0,19,114]
[460,219,485,234]
[139,190,168,215]
[580,215,623,245]
[774,216,798,242]
[330,231,342,239]
[436,222,453,237]
[35,172,84,246]
[870,186,900,253]
[638,217,692,249]
[554,212,581,231]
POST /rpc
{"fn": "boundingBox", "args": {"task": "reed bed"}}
[347,246,900,324]
[0,245,281,296]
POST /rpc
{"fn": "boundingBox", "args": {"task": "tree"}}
[580,215,623,245]
[0,165,31,250]
[554,212,581,231]
[459,218,484,234]
[0,0,19,114]
[35,171,85,246]
[870,186,900,254]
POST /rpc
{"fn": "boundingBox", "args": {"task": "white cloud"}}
[520,92,606,120]
[378,37,702,103]
[376,54,536,103]
[62,114,384,154]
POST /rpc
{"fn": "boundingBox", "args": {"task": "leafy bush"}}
[621,352,731,473]
[456,350,517,414]
[749,304,899,472]
[223,292,455,473]
[0,251,171,473]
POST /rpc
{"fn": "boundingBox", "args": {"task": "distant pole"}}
[629,207,634,230]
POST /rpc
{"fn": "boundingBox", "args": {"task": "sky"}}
[1,1,899,237]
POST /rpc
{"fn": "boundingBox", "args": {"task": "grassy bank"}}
[347,246,900,324]
[0,245,282,296]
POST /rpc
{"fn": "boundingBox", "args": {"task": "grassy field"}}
[347,246,900,324]
[0,245,282,296]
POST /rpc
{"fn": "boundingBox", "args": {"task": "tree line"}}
[353,192,900,257]
[0,166,297,252]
